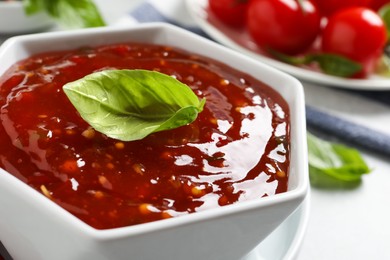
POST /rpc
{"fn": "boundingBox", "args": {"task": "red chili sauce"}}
[0,43,290,229]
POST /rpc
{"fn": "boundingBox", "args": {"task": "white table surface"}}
[300,83,390,260]
[1,1,390,259]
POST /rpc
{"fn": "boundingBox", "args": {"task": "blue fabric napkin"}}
[306,106,390,157]
[127,1,390,157]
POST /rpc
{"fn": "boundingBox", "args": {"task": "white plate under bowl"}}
[0,1,53,34]
[245,195,309,260]
[186,0,390,90]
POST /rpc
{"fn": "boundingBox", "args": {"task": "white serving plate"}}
[0,1,53,34]
[186,0,390,90]
[245,195,310,260]
[0,23,308,260]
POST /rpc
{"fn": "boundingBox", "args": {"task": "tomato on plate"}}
[246,0,321,55]
[314,0,372,16]
[208,0,248,27]
[321,7,387,77]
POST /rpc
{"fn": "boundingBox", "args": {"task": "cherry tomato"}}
[314,0,372,16]
[370,0,390,10]
[321,7,387,77]
[246,0,321,55]
[208,0,248,27]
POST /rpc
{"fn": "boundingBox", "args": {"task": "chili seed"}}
[40,185,52,199]
[139,203,152,215]
[106,163,115,170]
[115,142,125,150]
[161,211,172,219]
[81,127,95,139]
[94,191,104,199]
[209,118,217,125]
[60,160,79,173]
[276,171,286,178]
[220,79,229,86]
[98,175,113,190]
[91,162,100,169]
[66,129,76,135]
[133,163,145,175]
[160,151,172,160]
[191,186,205,197]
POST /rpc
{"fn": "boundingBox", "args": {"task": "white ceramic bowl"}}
[0,23,308,260]
[0,1,53,34]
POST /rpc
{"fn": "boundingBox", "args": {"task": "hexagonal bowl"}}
[0,23,308,260]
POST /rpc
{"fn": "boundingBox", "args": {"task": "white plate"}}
[0,1,53,34]
[244,195,310,260]
[186,0,390,90]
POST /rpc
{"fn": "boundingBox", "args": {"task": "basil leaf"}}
[307,54,362,77]
[22,0,105,28]
[63,69,205,141]
[268,48,309,65]
[307,132,371,188]
[268,49,309,66]
[269,49,362,77]
[379,3,390,41]
[376,53,390,77]
[23,0,44,14]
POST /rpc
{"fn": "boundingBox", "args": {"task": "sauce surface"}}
[0,43,290,229]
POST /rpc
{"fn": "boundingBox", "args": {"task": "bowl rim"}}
[0,22,309,240]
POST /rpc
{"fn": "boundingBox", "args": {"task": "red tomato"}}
[208,0,248,27]
[321,7,387,77]
[246,0,321,55]
[370,0,390,10]
[314,0,372,16]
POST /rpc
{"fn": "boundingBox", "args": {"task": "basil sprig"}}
[269,49,362,78]
[379,3,390,41]
[376,53,390,77]
[63,70,205,141]
[307,132,371,188]
[377,4,390,77]
[22,0,105,28]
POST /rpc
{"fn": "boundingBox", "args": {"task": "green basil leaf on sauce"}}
[307,132,371,188]
[23,0,106,28]
[63,69,206,141]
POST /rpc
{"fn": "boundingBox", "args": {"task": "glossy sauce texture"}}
[0,43,290,229]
